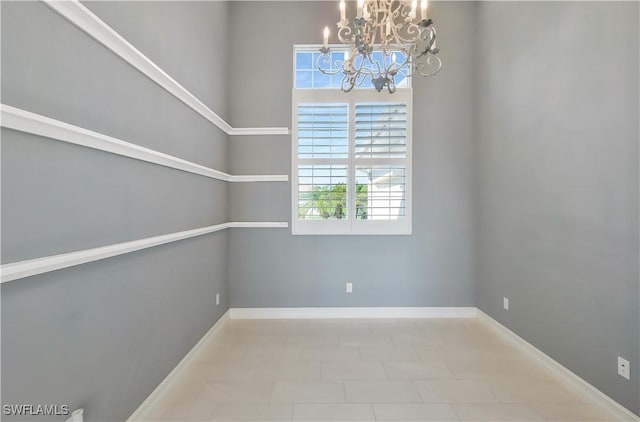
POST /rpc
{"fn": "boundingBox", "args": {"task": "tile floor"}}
[140,318,633,421]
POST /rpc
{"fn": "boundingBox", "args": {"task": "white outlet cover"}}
[503,297,509,310]
[618,356,630,380]
[216,293,220,305]
[346,283,353,293]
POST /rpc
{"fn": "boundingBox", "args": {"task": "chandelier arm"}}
[337,24,355,44]
[371,57,384,77]
[387,76,396,94]
[414,54,442,77]
[316,52,347,76]
[341,74,356,92]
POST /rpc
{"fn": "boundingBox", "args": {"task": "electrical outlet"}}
[618,356,630,380]
[503,297,509,310]
[216,293,220,306]
[346,283,353,293]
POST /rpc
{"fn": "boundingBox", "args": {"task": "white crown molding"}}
[127,310,230,422]
[478,311,639,422]
[0,222,288,284]
[1,105,289,183]
[42,0,289,137]
[229,307,478,319]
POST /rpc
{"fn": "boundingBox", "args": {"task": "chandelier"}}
[318,0,441,93]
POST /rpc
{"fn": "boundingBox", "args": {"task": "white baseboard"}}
[127,310,229,422]
[229,307,477,319]
[477,310,639,422]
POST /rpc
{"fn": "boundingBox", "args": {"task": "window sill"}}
[292,221,411,236]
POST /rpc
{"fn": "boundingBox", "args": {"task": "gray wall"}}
[3,0,639,419]
[1,1,230,420]
[227,1,477,307]
[475,1,639,415]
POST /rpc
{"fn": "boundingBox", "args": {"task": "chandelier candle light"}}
[318,0,441,93]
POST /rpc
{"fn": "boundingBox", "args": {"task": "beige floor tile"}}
[298,346,361,362]
[143,404,215,421]
[307,319,371,326]
[292,404,375,421]
[215,333,285,347]
[270,380,346,403]
[416,345,453,362]
[241,345,303,363]
[268,319,309,333]
[145,318,627,422]
[453,404,544,421]
[321,362,387,380]
[443,327,510,342]
[180,363,239,380]
[383,361,453,380]
[448,359,553,381]
[339,333,393,347]
[373,404,459,421]
[187,361,321,381]
[255,362,322,380]
[359,346,422,362]
[219,321,275,335]
[389,332,444,347]
[344,381,422,403]
[195,380,274,404]
[192,342,247,364]
[487,379,587,404]
[415,318,478,330]
[366,320,422,334]
[286,333,339,347]
[305,321,373,336]
[443,344,521,363]
[157,376,209,405]
[415,380,500,403]
[532,404,629,421]
[209,404,294,421]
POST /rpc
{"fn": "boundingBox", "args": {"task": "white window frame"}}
[292,46,412,235]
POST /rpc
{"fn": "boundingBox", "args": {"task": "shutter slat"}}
[354,103,407,159]
[297,103,349,159]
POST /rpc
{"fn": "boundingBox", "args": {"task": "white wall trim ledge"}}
[42,0,289,137]
[229,307,478,319]
[0,222,288,284]
[1,105,288,183]
[478,311,639,422]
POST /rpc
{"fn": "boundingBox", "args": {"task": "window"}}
[292,46,412,235]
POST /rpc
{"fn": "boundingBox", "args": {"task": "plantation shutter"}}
[297,104,349,159]
[354,103,407,158]
[291,84,411,235]
[296,103,349,221]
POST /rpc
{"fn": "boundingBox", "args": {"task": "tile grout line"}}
[342,380,347,404]
[371,402,379,422]
[449,402,463,421]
